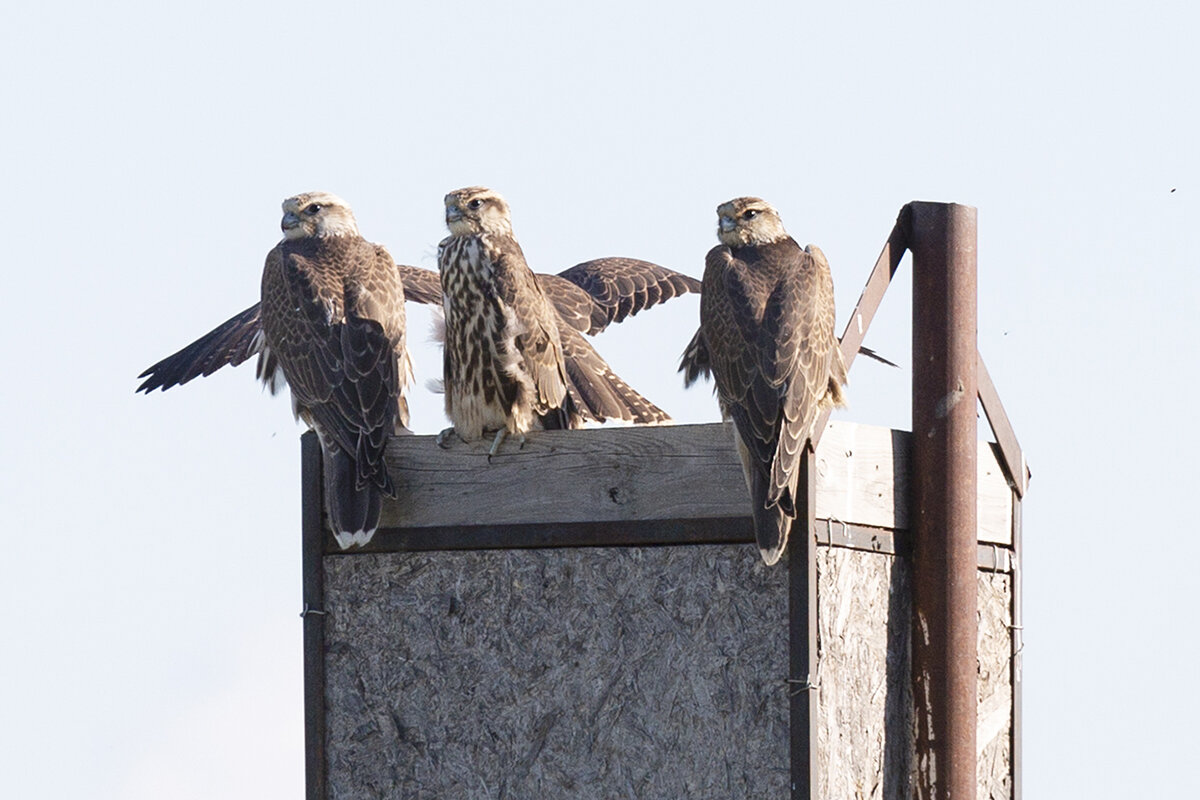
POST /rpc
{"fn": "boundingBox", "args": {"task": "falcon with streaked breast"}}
[137,207,697,431]
[260,191,411,548]
[436,186,579,456]
[681,197,847,565]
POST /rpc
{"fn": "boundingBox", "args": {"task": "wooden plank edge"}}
[327,514,1013,573]
[300,431,328,800]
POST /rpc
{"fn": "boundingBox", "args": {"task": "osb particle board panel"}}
[977,572,1013,800]
[319,544,1014,799]
[815,549,1013,800]
[323,545,790,799]
[816,547,914,800]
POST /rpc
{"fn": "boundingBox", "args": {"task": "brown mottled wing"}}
[136,303,264,392]
[543,258,702,335]
[702,245,779,475]
[764,244,840,512]
[560,325,671,424]
[678,326,711,387]
[137,263,433,395]
[395,263,443,305]
[261,238,408,491]
[702,239,835,514]
[489,236,571,419]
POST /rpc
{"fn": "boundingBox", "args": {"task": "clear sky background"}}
[2,2,1195,797]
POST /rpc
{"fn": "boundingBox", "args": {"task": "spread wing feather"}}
[136,304,264,393]
[560,326,671,425]
[138,256,696,429]
[549,257,701,335]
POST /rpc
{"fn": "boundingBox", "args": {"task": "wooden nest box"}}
[299,202,1028,800]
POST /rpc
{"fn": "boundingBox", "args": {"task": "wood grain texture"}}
[375,421,1012,545]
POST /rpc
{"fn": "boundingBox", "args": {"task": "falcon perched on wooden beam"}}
[680,197,847,565]
[137,265,698,407]
[437,186,589,457]
[260,191,412,549]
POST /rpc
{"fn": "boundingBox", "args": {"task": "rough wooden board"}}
[813,423,1012,545]
[379,421,1012,545]
[323,546,790,799]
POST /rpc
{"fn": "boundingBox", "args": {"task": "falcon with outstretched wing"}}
[681,197,847,565]
[137,261,698,426]
[260,191,411,548]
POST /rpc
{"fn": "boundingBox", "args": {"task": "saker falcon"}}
[137,263,699,430]
[680,197,847,566]
[260,191,411,549]
[433,187,678,455]
[437,186,580,456]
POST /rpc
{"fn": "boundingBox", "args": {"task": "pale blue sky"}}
[2,2,1196,797]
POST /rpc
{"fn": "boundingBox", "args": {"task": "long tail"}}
[732,424,793,566]
[323,447,382,549]
[748,466,793,566]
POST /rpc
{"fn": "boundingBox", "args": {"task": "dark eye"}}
[743,209,758,219]
[305,204,322,215]
[467,199,483,211]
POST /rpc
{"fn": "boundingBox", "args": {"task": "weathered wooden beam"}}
[814,210,910,448]
[367,421,1013,549]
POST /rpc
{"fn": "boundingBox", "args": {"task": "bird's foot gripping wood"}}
[436,427,458,449]
[486,429,526,462]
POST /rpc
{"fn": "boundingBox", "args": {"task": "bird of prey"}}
[136,264,439,395]
[438,186,600,456]
[137,267,698,429]
[260,191,411,549]
[680,197,847,565]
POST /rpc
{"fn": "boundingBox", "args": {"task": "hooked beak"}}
[281,211,300,232]
[445,205,462,224]
[719,215,736,233]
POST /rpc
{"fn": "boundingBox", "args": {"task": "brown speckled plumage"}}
[260,192,411,548]
[681,197,846,565]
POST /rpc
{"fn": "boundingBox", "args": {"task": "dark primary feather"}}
[548,257,701,335]
[138,259,702,397]
[560,325,670,424]
[136,304,263,392]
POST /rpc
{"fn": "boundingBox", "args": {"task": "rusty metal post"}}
[909,202,978,799]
